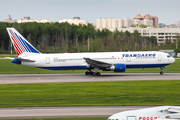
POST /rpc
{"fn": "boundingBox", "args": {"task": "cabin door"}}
[158,54,162,61]
[46,57,50,64]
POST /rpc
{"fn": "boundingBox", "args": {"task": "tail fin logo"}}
[7,28,40,56]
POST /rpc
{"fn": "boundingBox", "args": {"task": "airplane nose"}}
[171,57,175,63]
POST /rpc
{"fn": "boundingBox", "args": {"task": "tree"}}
[139,24,147,28]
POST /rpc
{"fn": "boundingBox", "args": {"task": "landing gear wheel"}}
[91,72,96,76]
[85,71,90,75]
[90,72,95,76]
[160,71,164,75]
[160,67,164,75]
[96,72,101,76]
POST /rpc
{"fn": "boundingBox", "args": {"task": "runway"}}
[0,106,151,119]
[0,73,180,84]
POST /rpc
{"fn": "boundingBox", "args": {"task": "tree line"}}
[0,22,180,54]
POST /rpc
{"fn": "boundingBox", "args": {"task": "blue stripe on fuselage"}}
[38,66,88,70]
[126,64,170,68]
[38,63,170,70]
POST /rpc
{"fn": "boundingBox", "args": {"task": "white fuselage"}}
[108,106,179,120]
[19,51,175,71]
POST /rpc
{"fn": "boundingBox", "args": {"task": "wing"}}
[83,57,112,68]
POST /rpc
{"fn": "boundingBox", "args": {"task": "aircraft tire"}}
[92,72,96,76]
[85,71,90,75]
[160,71,164,75]
[96,72,100,76]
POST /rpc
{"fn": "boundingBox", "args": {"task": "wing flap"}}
[83,57,112,68]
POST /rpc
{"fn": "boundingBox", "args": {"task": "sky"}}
[0,0,180,25]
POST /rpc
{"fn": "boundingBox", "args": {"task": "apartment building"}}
[18,17,51,23]
[59,17,88,26]
[96,18,153,29]
[133,14,158,27]
[109,27,180,43]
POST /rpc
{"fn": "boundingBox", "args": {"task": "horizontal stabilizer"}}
[16,57,36,62]
[168,107,180,113]
[5,57,15,60]
[6,57,35,62]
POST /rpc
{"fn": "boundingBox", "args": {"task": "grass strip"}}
[0,59,179,74]
[0,80,180,107]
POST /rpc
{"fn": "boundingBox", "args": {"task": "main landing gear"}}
[85,67,101,76]
[160,67,164,75]
[85,71,101,76]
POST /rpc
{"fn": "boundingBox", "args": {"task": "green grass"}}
[0,54,17,58]
[0,59,179,74]
[6,118,106,120]
[1,80,180,107]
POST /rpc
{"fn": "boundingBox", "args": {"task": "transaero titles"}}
[122,53,156,58]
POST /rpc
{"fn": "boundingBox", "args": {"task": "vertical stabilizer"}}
[6,28,40,56]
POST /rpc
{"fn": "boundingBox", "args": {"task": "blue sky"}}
[1,0,180,25]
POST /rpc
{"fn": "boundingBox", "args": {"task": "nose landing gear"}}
[160,67,164,75]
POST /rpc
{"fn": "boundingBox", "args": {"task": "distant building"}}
[96,17,153,29]
[18,16,51,23]
[159,23,166,28]
[133,14,158,27]
[108,27,180,43]
[159,50,175,57]
[111,18,124,29]
[4,15,17,23]
[59,17,88,26]
[177,53,180,57]
[168,21,180,28]
[34,19,51,23]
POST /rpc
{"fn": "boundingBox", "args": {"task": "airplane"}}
[108,106,180,120]
[6,28,175,76]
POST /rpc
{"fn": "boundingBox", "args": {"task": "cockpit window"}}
[167,55,170,58]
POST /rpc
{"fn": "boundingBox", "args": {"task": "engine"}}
[103,63,126,72]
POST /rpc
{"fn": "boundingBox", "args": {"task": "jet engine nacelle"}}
[103,63,126,72]
[113,63,126,72]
